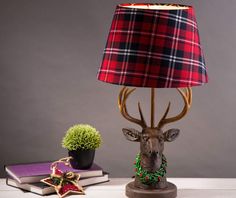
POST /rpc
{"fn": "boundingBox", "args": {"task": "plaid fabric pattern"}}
[97,4,208,88]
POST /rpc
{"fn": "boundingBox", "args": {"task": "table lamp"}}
[97,3,208,198]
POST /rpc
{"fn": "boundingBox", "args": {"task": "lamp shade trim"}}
[119,3,189,10]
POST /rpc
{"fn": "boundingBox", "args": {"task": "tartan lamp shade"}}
[97,3,208,88]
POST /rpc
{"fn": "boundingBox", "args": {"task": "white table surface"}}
[1,178,236,198]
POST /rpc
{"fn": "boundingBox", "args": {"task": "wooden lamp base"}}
[126,181,177,198]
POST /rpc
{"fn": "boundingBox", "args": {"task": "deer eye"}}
[142,136,149,141]
[159,136,164,142]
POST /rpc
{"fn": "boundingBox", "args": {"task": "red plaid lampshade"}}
[97,3,208,88]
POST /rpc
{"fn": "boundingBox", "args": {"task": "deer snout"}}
[149,150,158,155]
[148,139,162,157]
[151,152,159,160]
[148,142,159,156]
[149,151,160,159]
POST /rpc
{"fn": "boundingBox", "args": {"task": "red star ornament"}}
[41,167,84,198]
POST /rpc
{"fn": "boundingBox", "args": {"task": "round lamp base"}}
[126,181,177,198]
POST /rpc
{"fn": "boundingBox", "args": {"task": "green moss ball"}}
[62,124,102,151]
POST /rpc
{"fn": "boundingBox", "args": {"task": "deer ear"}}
[163,129,180,142]
[122,128,141,142]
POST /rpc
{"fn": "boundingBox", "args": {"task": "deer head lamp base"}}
[118,87,192,198]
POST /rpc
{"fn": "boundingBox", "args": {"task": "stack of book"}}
[5,161,109,195]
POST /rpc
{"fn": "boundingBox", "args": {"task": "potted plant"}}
[62,124,102,169]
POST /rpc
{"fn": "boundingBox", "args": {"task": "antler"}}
[157,87,192,129]
[118,87,147,128]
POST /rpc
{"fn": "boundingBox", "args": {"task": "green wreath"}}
[134,153,167,185]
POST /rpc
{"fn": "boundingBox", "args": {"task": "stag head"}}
[118,87,192,173]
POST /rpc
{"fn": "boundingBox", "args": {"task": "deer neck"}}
[140,153,162,172]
